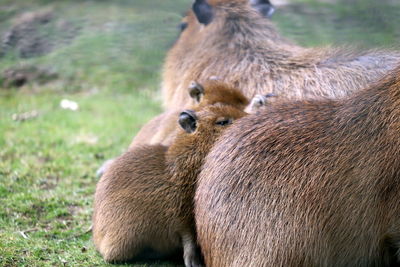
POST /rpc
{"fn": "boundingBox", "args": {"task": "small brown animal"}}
[162,0,400,109]
[195,67,400,266]
[130,79,249,148]
[96,80,249,178]
[92,103,247,266]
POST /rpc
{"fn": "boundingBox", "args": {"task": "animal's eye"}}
[178,22,188,32]
[215,118,232,126]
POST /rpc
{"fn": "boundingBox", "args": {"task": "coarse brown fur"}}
[162,0,400,109]
[129,79,249,148]
[195,67,400,266]
[92,103,247,265]
[96,80,249,178]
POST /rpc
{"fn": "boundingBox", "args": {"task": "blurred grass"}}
[273,0,400,47]
[0,0,399,266]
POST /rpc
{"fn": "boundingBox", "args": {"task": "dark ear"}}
[193,0,213,25]
[188,81,204,103]
[250,0,275,18]
[179,110,198,133]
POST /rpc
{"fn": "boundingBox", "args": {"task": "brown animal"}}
[92,102,248,266]
[96,80,250,178]
[130,79,249,148]
[162,0,400,109]
[195,67,400,266]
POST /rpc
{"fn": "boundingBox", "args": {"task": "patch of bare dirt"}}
[67,204,83,217]
[1,9,80,58]
[38,175,59,191]
[1,65,58,88]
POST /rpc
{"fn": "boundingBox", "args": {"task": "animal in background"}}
[162,0,400,109]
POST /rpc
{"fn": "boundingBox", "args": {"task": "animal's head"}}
[188,80,249,109]
[178,104,246,138]
[166,103,245,161]
[172,0,276,52]
[191,0,275,26]
[171,93,270,157]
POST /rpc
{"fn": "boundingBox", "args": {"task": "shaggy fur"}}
[93,101,251,265]
[195,67,400,266]
[163,0,400,109]
[130,80,249,147]
[96,80,249,178]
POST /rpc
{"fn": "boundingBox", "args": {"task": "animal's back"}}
[195,96,400,266]
[129,110,180,148]
[162,1,400,108]
[93,145,182,262]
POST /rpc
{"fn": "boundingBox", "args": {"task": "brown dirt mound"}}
[1,65,58,88]
[1,9,80,58]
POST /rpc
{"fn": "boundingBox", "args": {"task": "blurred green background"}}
[0,0,399,266]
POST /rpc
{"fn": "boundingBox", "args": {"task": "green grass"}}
[0,90,163,266]
[273,0,400,47]
[0,0,399,266]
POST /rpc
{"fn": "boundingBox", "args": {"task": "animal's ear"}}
[188,81,204,103]
[250,0,275,18]
[253,93,276,106]
[245,93,276,113]
[179,110,198,133]
[192,0,214,25]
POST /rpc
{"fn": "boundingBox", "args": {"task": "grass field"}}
[0,0,399,266]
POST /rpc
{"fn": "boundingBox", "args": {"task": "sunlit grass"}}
[0,90,162,266]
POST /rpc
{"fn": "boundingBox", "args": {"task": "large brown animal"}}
[163,0,400,109]
[92,103,247,266]
[195,67,400,266]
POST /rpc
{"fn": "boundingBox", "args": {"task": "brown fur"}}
[162,0,400,109]
[129,80,249,148]
[92,103,247,265]
[195,67,400,266]
[96,80,249,178]
[128,109,179,148]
